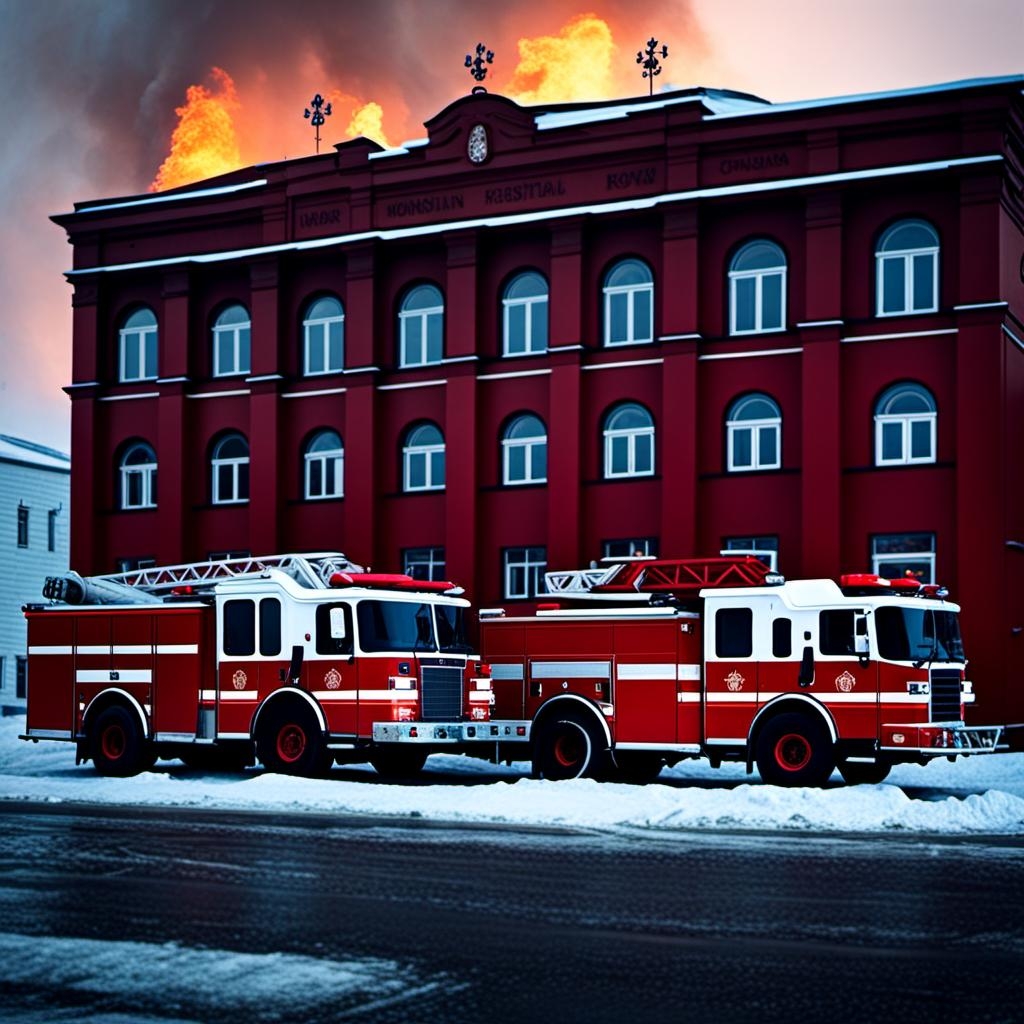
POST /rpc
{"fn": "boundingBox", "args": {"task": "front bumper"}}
[372,720,533,744]
[880,722,1003,755]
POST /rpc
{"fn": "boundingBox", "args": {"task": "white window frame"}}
[603,406,655,479]
[212,306,251,378]
[728,244,787,336]
[211,436,249,505]
[502,416,548,485]
[118,310,158,382]
[871,534,936,584]
[726,396,782,473]
[120,444,157,510]
[504,547,547,600]
[875,411,936,466]
[603,261,654,347]
[304,432,344,499]
[876,222,939,317]
[303,299,345,376]
[722,538,779,572]
[399,287,444,368]
[403,547,446,582]
[403,427,445,492]
[503,274,549,356]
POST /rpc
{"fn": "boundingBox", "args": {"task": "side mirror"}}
[798,645,815,688]
[329,607,347,640]
[854,615,870,665]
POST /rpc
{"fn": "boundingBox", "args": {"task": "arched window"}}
[211,433,250,504]
[303,296,344,375]
[304,429,344,499]
[874,383,936,465]
[119,442,157,509]
[403,423,445,492]
[603,403,655,478]
[399,284,444,368]
[604,259,654,347]
[729,240,786,335]
[502,414,547,485]
[876,219,939,316]
[726,394,782,472]
[119,307,158,382]
[213,304,251,377]
[503,272,548,356]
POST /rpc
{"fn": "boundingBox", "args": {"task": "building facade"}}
[53,76,1024,734]
[0,436,70,714]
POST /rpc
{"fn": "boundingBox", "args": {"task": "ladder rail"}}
[544,556,771,598]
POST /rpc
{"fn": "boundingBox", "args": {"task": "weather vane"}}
[636,37,668,97]
[303,93,333,154]
[465,43,494,92]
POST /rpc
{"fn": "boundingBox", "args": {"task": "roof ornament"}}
[303,93,333,154]
[636,37,668,97]
[465,42,494,94]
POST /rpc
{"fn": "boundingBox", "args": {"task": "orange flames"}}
[150,13,635,192]
[150,67,241,192]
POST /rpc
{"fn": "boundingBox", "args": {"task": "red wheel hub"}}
[276,724,307,763]
[101,724,126,761]
[774,733,811,772]
[553,730,583,768]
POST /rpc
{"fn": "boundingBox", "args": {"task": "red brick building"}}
[53,75,1024,737]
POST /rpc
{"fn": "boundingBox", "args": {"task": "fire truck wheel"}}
[533,710,605,781]
[611,751,665,785]
[257,706,330,777]
[90,705,153,777]
[755,713,835,787]
[369,748,429,779]
[837,759,892,786]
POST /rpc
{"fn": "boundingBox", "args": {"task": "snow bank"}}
[2,715,1022,836]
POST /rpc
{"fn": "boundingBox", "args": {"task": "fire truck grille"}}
[930,669,962,722]
[420,666,463,721]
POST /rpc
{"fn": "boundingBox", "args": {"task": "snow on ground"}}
[1,715,1022,836]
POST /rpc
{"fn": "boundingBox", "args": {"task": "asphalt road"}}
[0,801,1022,1024]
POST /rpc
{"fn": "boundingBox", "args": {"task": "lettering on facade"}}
[299,208,343,230]
[719,152,790,176]
[606,167,657,190]
[484,179,567,205]
[385,194,466,218]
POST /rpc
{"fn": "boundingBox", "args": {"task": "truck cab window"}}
[259,598,282,656]
[316,603,354,655]
[772,617,792,658]
[224,599,255,656]
[716,607,753,658]
[819,610,855,655]
[357,601,437,654]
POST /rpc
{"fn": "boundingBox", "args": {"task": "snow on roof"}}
[61,178,268,217]
[367,138,430,161]
[534,89,768,130]
[0,434,70,472]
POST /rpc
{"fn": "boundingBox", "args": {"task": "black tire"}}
[256,705,329,777]
[838,759,892,786]
[611,751,665,785]
[369,748,429,779]
[90,705,153,777]
[755,712,835,787]
[533,709,607,781]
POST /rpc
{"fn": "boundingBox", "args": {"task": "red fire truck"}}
[22,553,497,777]
[475,557,1003,785]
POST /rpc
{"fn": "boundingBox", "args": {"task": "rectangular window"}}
[819,610,856,656]
[209,550,251,562]
[772,618,792,658]
[603,538,659,559]
[872,533,935,584]
[16,657,27,700]
[404,547,446,582]
[223,599,256,656]
[357,600,435,653]
[315,603,354,656]
[17,505,28,548]
[48,509,57,552]
[504,547,547,600]
[715,607,753,658]
[259,598,282,657]
[723,536,779,572]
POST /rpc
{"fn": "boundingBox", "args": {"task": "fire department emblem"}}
[725,670,745,692]
[324,668,342,690]
[835,670,856,693]
[232,669,247,690]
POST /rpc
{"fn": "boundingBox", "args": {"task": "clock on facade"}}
[468,124,488,164]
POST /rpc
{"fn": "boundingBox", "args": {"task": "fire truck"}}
[21,553,497,777]
[475,556,1004,786]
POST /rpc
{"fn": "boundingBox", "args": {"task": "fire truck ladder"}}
[42,552,364,606]
[544,556,772,600]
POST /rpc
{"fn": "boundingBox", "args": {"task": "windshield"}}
[875,606,965,663]
[356,600,436,653]
[436,605,470,653]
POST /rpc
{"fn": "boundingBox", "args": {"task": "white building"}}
[0,435,70,714]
